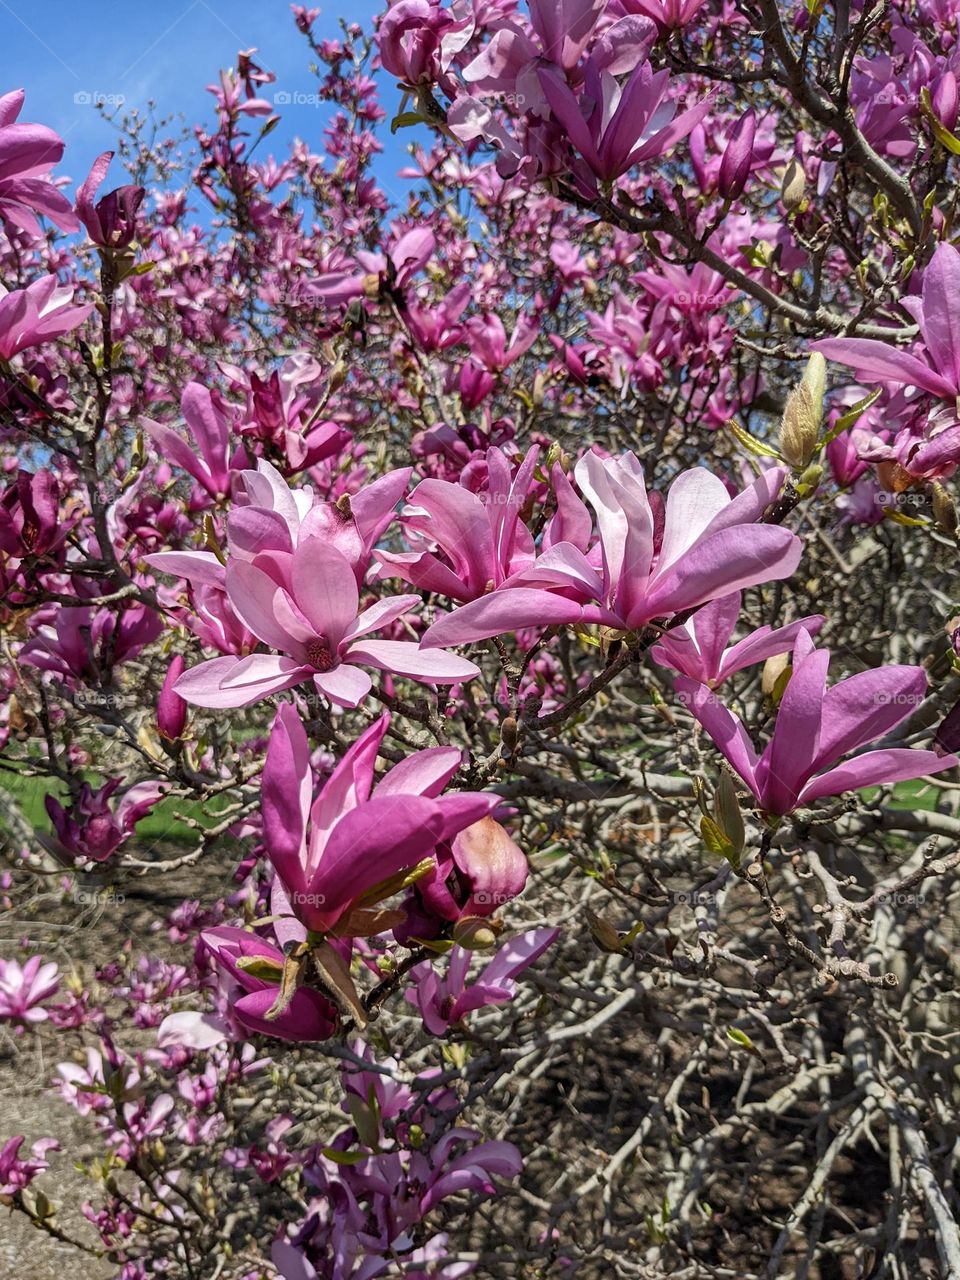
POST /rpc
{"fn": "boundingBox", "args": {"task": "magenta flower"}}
[76,150,145,249]
[173,531,478,708]
[424,454,802,646]
[650,592,824,688]
[417,815,530,926]
[20,600,162,681]
[813,243,960,405]
[718,109,757,200]
[261,706,500,935]
[0,955,60,1023]
[143,381,239,502]
[44,779,167,866]
[201,927,337,1042]
[0,276,92,360]
[465,313,538,371]
[677,629,957,815]
[0,469,60,558]
[157,655,188,741]
[0,89,78,235]
[378,0,475,88]
[621,0,707,32]
[407,927,558,1034]
[376,447,541,602]
[0,1136,59,1196]
[538,60,714,189]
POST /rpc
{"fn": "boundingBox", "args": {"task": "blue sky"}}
[0,0,418,209]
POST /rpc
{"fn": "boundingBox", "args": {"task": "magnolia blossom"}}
[0,1136,59,1196]
[377,446,543,601]
[170,533,478,708]
[201,927,337,1042]
[76,150,145,248]
[0,275,92,360]
[538,60,714,190]
[0,955,59,1022]
[407,927,558,1034]
[650,592,824,687]
[677,629,957,814]
[813,243,960,405]
[143,381,241,503]
[43,779,167,866]
[0,88,78,234]
[261,705,502,935]
[424,453,802,646]
[151,458,478,708]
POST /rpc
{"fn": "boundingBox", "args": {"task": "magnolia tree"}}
[3,0,960,1276]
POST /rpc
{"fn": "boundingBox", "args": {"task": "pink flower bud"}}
[450,817,528,917]
[933,71,959,132]
[718,109,757,201]
[158,655,188,741]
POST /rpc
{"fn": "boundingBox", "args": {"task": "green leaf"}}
[727,1026,756,1050]
[391,111,428,134]
[819,386,882,452]
[726,418,783,460]
[700,814,735,862]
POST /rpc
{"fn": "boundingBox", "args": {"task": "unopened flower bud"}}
[781,157,806,211]
[718,109,756,201]
[779,353,826,469]
[932,483,958,536]
[452,915,500,950]
[157,655,188,741]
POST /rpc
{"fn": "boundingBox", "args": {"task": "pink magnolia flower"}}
[221,355,351,471]
[172,530,478,708]
[650,592,824,687]
[417,815,529,926]
[813,243,960,405]
[157,655,188,741]
[0,89,78,235]
[0,955,59,1022]
[378,0,475,89]
[143,382,240,502]
[261,705,500,935]
[308,227,436,306]
[0,469,60,558]
[376,446,543,602]
[538,60,714,190]
[201,927,337,1042]
[404,282,471,352]
[407,927,557,1034]
[717,108,757,200]
[0,276,92,360]
[423,454,802,646]
[0,1136,59,1196]
[44,779,167,866]
[465,313,537,371]
[621,0,708,32]
[460,0,608,109]
[76,150,145,249]
[20,600,162,681]
[677,629,957,814]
